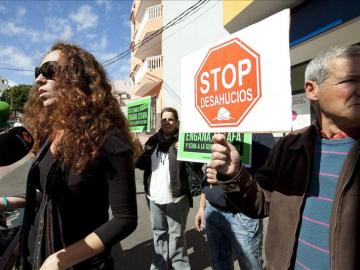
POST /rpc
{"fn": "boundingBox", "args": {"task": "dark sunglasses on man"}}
[34,61,58,80]
[161,118,176,122]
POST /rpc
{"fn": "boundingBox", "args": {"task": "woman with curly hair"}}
[0,42,137,270]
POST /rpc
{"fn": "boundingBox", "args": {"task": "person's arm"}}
[0,196,26,228]
[131,133,144,162]
[39,233,105,270]
[194,193,206,231]
[93,133,137,246]
[135,135,156,170]
[0,191,42,212]
[134,142,152,171]
[134,150,147,170]
[94,149,138,246]
[0,195,26,212]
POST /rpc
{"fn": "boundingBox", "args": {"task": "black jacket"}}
[18,129,137,270]
[135,131,203,207]
[219,123,360,269]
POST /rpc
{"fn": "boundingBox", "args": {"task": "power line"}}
[103,0,209,67]
[1,0,209,74]
[104,0,208,66]
[0,11,31,62]
[121,0,218,78]
[163,81,181,103]
[0,67,32,72]
[135,0,208,51]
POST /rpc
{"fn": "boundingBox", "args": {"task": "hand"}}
[195,208,205,232]
[206,167,218,185]
[175,142,179,150]
[39,253,63,270]
[207,134,240,178]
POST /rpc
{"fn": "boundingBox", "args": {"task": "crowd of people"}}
[0,41,359,270]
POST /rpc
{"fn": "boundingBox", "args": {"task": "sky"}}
[0,0,132,85]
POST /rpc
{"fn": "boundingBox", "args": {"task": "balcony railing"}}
[134,55,163,85]
[134,4,162,42]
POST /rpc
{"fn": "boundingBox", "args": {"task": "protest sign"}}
[127,96,151,133]
[178,131,252,167]
[181,9,292,133]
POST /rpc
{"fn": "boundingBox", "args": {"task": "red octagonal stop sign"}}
[195,38,261,127]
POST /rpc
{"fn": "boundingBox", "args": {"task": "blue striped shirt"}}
[294,135,354,270]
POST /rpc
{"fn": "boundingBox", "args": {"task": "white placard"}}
[180,9,292,133]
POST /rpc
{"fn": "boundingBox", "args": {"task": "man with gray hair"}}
[206,44,360,269]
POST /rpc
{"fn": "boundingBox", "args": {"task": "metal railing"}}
[134,55,163,85]
[134,4,162,42]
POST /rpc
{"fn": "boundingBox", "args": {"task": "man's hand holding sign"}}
[207,134,240,185]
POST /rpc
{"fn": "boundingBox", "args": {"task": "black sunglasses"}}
[34,61,58,80]
[161,117,176,122]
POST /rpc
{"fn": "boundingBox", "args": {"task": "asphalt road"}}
[0,155,32,196]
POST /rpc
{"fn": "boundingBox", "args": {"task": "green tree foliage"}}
[1,84,31,112]
[0,101,10,125]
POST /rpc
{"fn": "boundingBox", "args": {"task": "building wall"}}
[130,0,163,132]
[223,0,253,26]
[110,79,132,112]
[162,0,228,113]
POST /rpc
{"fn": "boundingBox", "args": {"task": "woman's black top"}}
[18,129,137,270]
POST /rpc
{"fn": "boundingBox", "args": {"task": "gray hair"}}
[304,44,360,85]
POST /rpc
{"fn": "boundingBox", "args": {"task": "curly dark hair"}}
[23,42,134,173]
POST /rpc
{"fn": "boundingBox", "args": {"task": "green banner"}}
[178,131,252,167]
[127,96,151,133]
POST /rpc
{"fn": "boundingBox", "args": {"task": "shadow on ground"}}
[112,238,152,269]
[113,229,210,269]
[187,229,210,269]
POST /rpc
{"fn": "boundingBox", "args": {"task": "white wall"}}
[162,0,229,115]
